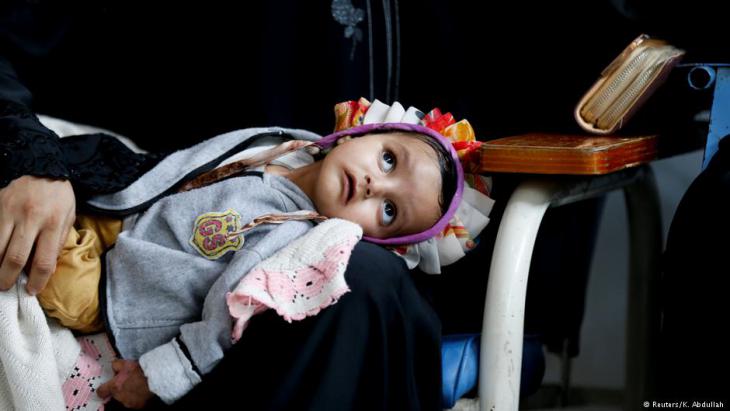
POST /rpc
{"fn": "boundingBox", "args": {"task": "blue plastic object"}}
[440,333,545,408]
[441,334,480,408]
[705,67,730,169]
[681,63,730,169]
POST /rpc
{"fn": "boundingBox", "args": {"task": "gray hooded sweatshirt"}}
[86,127,321,403]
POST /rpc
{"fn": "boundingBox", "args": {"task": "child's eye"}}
[380,150,396,173]
[381,200,397,226]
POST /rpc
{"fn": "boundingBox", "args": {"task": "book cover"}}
[575,34,685,135]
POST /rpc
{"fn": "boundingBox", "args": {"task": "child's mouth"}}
[345,172,355,204]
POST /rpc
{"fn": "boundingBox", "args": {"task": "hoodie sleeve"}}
[138,219,312,403]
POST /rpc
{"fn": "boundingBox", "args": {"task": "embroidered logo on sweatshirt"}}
[190,209,244,259]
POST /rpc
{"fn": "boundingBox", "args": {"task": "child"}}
[38,122,466,407]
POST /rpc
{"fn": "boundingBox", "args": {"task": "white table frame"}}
[479,165,662,410]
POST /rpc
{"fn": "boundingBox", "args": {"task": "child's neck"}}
[264,164,290,176]
[266,162,321,202]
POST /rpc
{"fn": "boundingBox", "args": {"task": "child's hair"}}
[314,123,465,246]
[400,131,458,219]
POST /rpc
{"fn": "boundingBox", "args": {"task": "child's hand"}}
[97,359,153,409]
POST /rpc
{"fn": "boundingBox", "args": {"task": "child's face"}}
[307,132,443,239]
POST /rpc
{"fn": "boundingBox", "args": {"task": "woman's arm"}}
[0,55,75,295]
[0,55,70,187]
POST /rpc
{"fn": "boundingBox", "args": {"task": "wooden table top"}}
[475,133,658,175]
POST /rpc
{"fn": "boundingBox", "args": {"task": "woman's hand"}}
[0,175,75,294]
[98,360,154,409]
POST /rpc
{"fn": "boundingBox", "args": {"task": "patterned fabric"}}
[226,218,362,343]
[332,97,495,273]
[330,0,365,60]
[334,97,371,131]
[0,100,69,188]
[0,103,158,196]
[62,334,118,411]
[58,134,160,199]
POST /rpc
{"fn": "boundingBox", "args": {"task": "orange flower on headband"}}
[334,97,371,131]
[332,98,494,274]
[419,108,483,174]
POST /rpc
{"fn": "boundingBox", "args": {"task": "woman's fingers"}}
[0,224,35,290]
[26,224,64,295]
[0,176,75,293]
[0,215,13,280]
[0,188,16,289]
[27,199,73,295]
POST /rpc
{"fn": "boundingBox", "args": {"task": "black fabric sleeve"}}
[0,55,159,197]
[58,133,161,201]
[0,54,69,188]
[137,241,443,411]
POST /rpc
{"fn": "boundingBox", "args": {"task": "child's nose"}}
[364,175,374,197]
[364,175,387,198]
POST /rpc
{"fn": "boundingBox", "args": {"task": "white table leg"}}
[479,179,558,411]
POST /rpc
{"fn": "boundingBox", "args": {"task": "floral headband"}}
[328,98,495,274]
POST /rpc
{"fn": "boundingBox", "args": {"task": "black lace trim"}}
[0,131,161,196]
[0,99,71,187]
[0,95,161,194]
[0,128,71,188]
[60,133,161,200]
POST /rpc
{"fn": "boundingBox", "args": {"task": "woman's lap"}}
[148,241,442,411]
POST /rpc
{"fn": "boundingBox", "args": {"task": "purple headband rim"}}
[316,123,465,246]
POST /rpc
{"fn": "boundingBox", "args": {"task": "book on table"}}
[575,34,685,135]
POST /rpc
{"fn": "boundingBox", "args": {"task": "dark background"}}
[2,0,725,152]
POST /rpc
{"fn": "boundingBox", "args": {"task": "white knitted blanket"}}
[0,277,80,411]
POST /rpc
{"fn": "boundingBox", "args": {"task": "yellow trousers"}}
[38,215,122,334]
